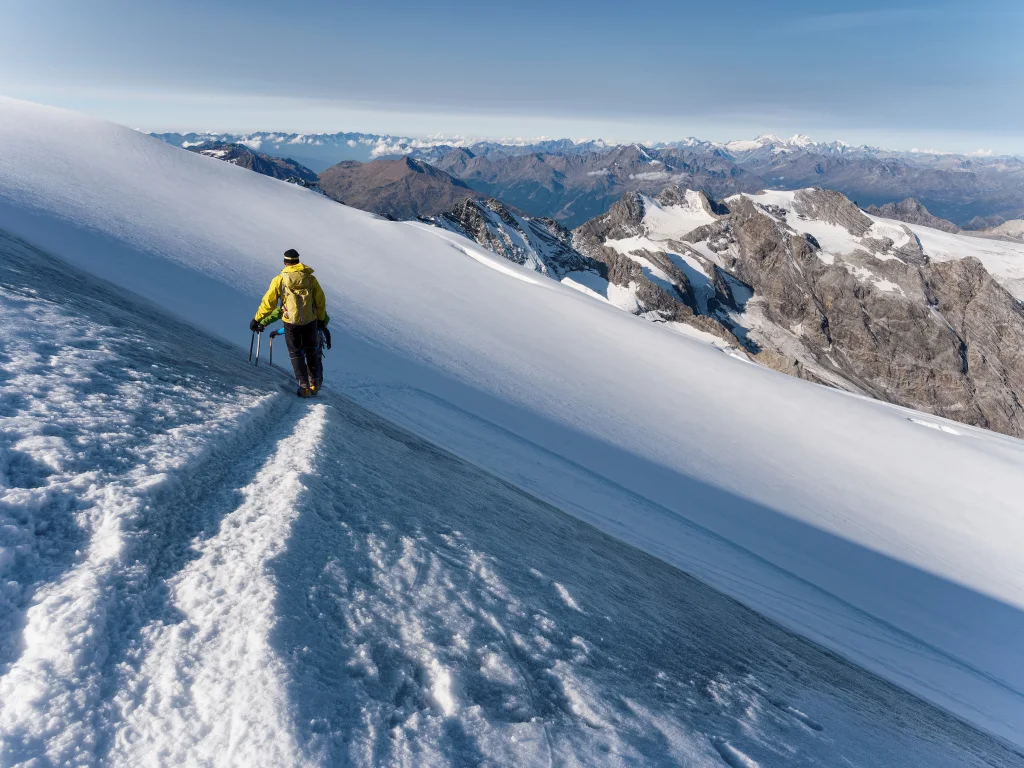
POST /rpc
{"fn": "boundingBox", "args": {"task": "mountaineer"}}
[250,248,329,397]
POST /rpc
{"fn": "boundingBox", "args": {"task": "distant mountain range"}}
[865,198,1024,243]
[152,130,1024,228]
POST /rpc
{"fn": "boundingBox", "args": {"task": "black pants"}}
[284,321,322,388]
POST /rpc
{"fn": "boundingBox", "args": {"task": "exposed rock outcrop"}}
[422,198,596,277]
[864,198,960,233]
[683,190,1024,436]
[187,143,319,187]
[319,157,484,220]
[428,183,1024,437]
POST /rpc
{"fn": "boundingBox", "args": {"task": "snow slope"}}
[2,98,1024,749]
[1,229,1021,767]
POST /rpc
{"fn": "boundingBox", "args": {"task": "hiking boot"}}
[296,386,313,398]
[309,382,320,396]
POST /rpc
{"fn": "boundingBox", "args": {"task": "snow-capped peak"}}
[785,133,815,148]
[724,133,818,153]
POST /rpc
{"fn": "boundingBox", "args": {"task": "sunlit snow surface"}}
[1,231,1021,766]
[2,98,1024,759]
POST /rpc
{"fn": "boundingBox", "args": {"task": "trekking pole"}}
[249,331,256,363]
[268,328,284,368]
[254,330,262,366]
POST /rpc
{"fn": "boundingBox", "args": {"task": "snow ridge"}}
[4,99,1024,754]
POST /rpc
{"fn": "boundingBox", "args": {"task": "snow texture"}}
[1,98,1024,758]
[0,230,1020,766]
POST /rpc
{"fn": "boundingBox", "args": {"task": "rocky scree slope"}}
[318,156,484,219]
[186,142,320,187]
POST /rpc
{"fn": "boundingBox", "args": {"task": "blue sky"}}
[1,0,1021,153]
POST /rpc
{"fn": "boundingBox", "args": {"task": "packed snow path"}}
[2,238,1022,766]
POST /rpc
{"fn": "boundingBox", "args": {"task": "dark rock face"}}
[693,194,1024,437]
[318,157,485,220]
[187,143,319,186]
[864,198,960,233]
[925,258,1024,435]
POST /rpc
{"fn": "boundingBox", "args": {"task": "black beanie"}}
[283,248,300,264]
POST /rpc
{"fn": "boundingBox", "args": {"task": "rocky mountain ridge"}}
[151,130,1024,229]
[318,157,483,220]
[864,198,960,233]
[424,142,1024,229]
[427,186,1024,438]
[420,198,597,278]
[186,142,320,187]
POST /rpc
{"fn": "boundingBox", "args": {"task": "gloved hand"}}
[249,318,264,333]
[321,326,332,350]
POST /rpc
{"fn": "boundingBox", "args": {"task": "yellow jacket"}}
[255,263,327,325]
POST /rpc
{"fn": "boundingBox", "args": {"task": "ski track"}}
[2,233,1023,766]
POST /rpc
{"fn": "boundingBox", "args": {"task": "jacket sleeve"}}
[313,277,327,322]
[255,275,282,323]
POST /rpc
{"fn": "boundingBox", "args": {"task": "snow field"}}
[0,231,303,764]
[2,99,1024,753]
[2,233,1021,765]
[637,191,717,241]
